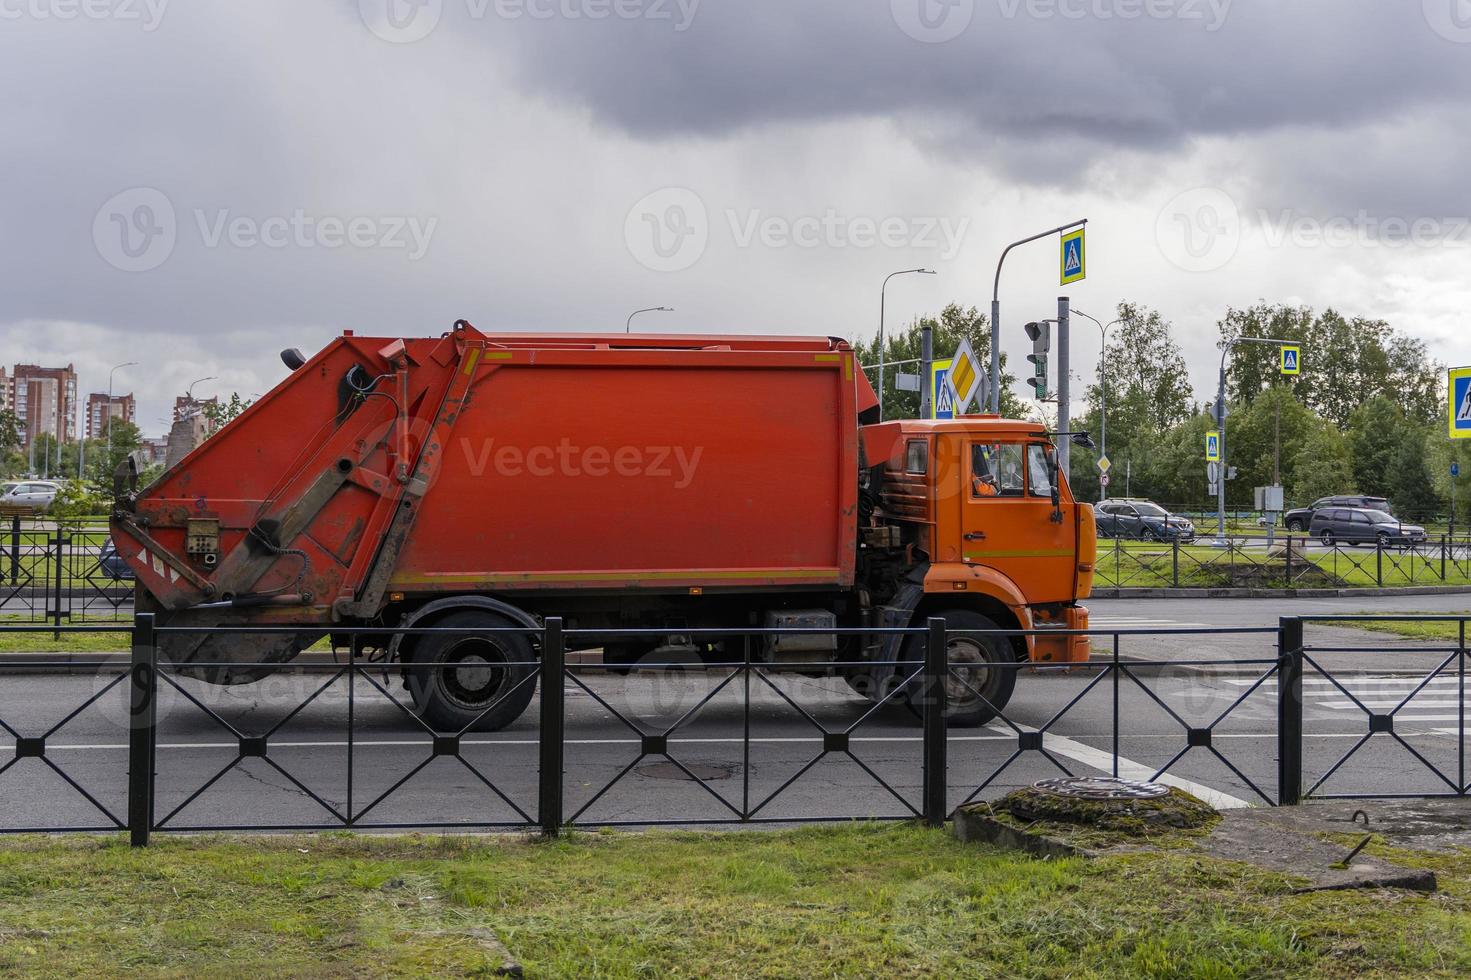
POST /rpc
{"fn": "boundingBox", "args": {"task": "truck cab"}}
[856,416,1095,723]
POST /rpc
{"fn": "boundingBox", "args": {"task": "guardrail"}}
[0,517,130,626]
[1093,533,1471,589]
[2,614,1466,843]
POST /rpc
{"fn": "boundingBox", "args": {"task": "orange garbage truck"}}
[111,321,1095,730]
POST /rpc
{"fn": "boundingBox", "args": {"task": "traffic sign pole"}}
[1213,336,1298,546]
[1057,296,1071,479]
[990,218,1087,414]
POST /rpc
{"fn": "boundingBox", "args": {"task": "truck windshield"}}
[972,444,1024,497]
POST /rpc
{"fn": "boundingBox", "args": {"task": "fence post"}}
[7,515,18,584]
[1376,538,1384,586]
[1285,534,1294,584]
[127,612,158,846]
[538,617,565,836]
[51,526,65,636]
[1172,537,1179,587]
[1442,535,1448,582]
[922,617,948,827]
[1277,616,1303,806]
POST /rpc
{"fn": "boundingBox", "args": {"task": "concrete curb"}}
[1092,585,1471,599]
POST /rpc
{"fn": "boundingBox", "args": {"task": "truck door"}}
[958,439,1076,603]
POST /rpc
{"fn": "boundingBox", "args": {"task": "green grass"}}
[1,825,1470,977]
[1094,539,1471,589]
[1325,614,1471,643]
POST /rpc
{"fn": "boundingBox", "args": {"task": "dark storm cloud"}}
[466,0,1467,159]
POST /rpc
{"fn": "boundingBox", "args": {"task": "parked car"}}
[1308,507,1426,548]
[1093,499,1197,542]
[98,537,135,581]
[0,480,62,512]
[1284,495,1391,532]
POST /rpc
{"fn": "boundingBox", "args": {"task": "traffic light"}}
[1024,321,1050,400]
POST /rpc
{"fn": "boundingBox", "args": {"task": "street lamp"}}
[1211,337,1295,545]
[877,269,936,421]
[1072,310,1124,500]
[626,307,673,333]
[104,360,138,480]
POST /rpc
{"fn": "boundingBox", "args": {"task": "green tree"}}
[1387,426,1443,522]
[1290,425,1356,505]
[854,304,1021,420]
[1345,396,1407,499]
[1222,386,1318,504]
[202,393,252,434]
[1219,304,1442,428]
[1076,302,1195,504]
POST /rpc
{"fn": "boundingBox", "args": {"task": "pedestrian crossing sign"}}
[1206,431,1221,462]
[1280,345,1301,375]
[1060,228,1086,285]
[931,359,954,420]
[1451,366,1471,440]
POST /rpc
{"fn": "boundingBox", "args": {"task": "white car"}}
[1,480,62,512]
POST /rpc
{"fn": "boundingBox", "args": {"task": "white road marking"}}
[986,723,1251,809]
[1090,616,1215,628]
[1224,674,1465,725]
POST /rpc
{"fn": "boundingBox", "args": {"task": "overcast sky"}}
[3,0,1468,437]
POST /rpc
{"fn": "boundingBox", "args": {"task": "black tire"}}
[1377,532,1391,550]
[1286,519,1304,532]
[903,609,1018,728]
[405,611,538,732]
[1319,530,1335,547]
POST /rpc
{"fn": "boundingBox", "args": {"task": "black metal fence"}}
[1093,533,1471,589]
[0,517,130,626]
[1,614,1468,844]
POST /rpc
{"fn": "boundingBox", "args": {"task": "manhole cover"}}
[1031,776,1169,800]
[636,761,743,781]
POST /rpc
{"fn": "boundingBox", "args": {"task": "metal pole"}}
[1216,350,1229,545]
[879,269,935,422]
[1057,296,1071,480]
[625,307,672,333]
[923,616,948,826]
[919,322,934,420]
[990,219,1087,414]
[128,611,158,846]
[539,617,565,835]
[1277,616,1304,805]
[1071,311,1120,499]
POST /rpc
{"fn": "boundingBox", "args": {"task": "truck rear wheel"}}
[405,611,538,732]
[905,609,1017,728]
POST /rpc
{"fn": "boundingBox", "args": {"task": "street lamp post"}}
[104,361,138,480]
[990,219,1087,413]
[1072,310,1123,500]
[626,307,673,333]
[1212,337,1294,545]
[877,268,936,420]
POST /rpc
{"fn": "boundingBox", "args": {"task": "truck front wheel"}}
[405,611,538,732]
[908,609,1018,728]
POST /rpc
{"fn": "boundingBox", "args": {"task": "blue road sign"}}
[1060,228,1086,285]
[1205,431,1221,462]
[1452,367,1471,440]
[931,359,954,420]
[1280,345,1300,375]
[1454,463,1462,478]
